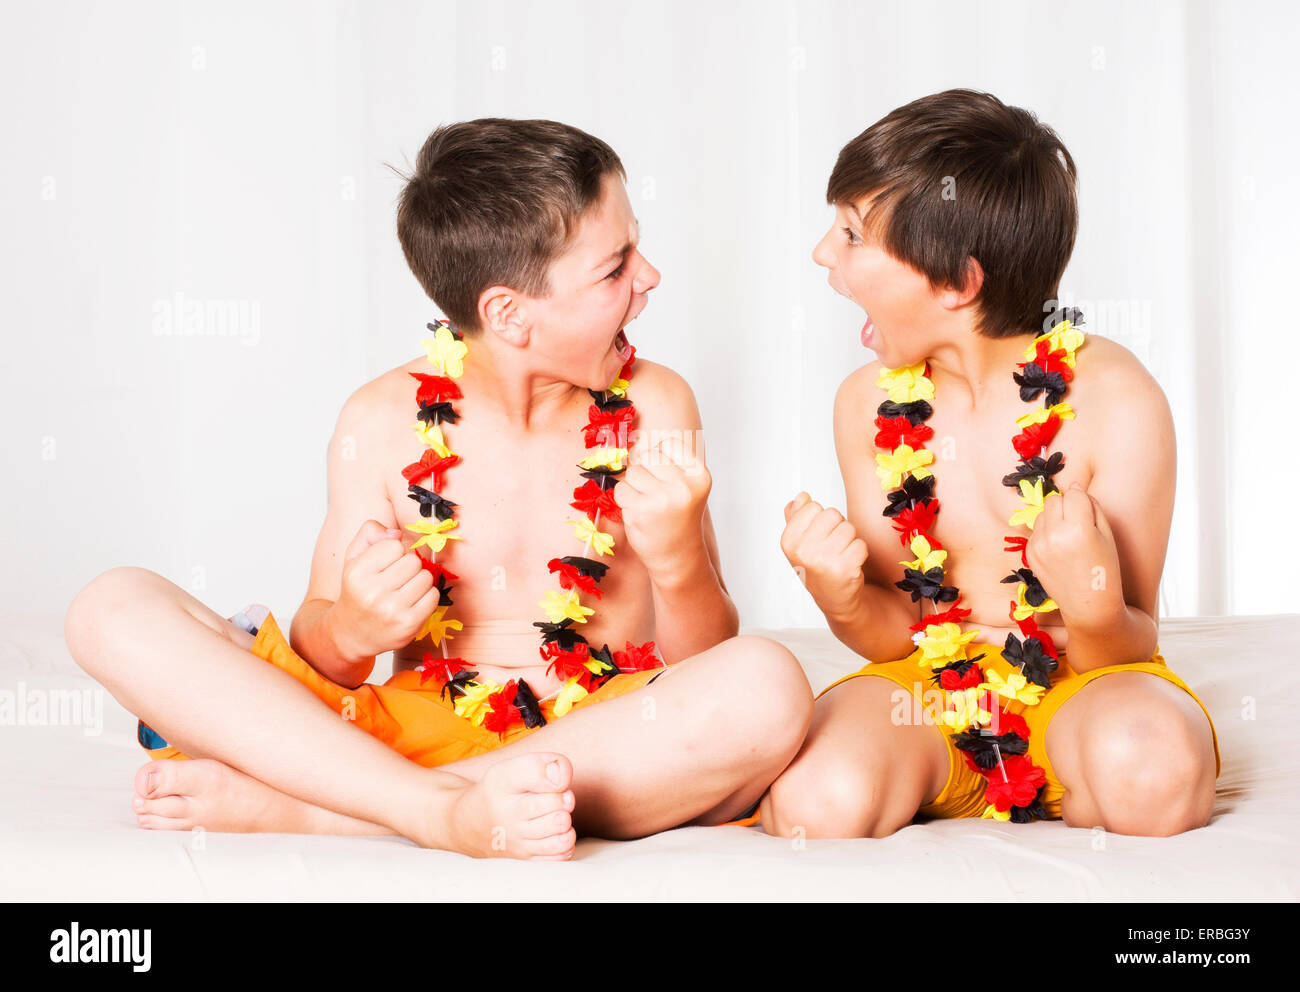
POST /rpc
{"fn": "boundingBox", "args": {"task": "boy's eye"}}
[842,226,861,246]
[605,262,626,281]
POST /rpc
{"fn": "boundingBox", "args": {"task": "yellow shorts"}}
[819,645,1221,820]
[138,610,664,768]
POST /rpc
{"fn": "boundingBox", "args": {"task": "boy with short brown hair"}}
[764,89,1219,837]
[66,118,813,859]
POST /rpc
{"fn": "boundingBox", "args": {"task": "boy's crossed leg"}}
[68,567,814,852]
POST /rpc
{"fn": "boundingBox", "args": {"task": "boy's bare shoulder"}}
[332,359,422,438]
[833,360,884,434]
[1072,334,1174,451]
[626,358,703,428]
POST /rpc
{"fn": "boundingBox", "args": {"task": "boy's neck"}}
[923,323,1038,411]
[458,330,586,430]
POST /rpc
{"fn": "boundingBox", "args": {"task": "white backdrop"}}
[2,0,1297,626]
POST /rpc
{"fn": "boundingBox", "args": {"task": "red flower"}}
[1003,534,1030,568]
[582,405,635,449]
[409,372,463,406]
[909,600,972,631]
[542,643,591,683]
[401,450,461,489]
[892,500,939,545]
[873,415,935,451]
[988,705,1030,741]
[547,558,603,599]
[1025,339,1074,381]
[1012,413,1061,460]
[939,664,983,691]
[983,754,1046,812]
[482,681,522,738]
[419,558,460,586]
[570,479,622,523]
[419,652,468,685]
[613,640,659,672]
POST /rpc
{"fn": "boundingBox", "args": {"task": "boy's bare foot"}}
[443,752,577,860]
[133,758,320,835]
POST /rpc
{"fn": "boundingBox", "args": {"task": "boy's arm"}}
[618,362,739,663]
[780,364,920,663]
[1025,355,1175,673]
[289,381,436,687]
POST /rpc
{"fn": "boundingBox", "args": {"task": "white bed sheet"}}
[2,613,1297,902]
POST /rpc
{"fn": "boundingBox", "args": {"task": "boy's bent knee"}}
[65,567,167,672]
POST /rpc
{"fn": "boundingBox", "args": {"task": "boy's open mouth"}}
[861,314,875,348]
[614,328,634,362]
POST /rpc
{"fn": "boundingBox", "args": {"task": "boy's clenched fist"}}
[327,519,439,661]
[780,491,869,618]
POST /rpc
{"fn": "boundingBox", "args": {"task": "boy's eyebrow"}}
[591,219,641,271]
[593,243,630,270]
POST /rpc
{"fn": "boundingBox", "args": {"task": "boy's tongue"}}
[861,315,875,348]
[614,329,634,362]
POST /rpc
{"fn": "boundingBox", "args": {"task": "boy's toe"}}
[522,808,572,840]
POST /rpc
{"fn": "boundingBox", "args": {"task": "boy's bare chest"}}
[375,392,653,678]
[867,395,1094,640]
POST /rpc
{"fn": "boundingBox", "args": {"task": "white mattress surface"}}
[2,612,1296,901]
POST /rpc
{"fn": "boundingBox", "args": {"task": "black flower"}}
[1013,362,1068,405]
[1000,451,1065,494]
[883,475,937,518]
[416,400,461,426]
[999,633,1058,689]
[407,485,458,521]
[895,566,959,604]
[512,679,547,729]
[439,669,479,703]
[1001,567,1050,607]
[877,399,934,426]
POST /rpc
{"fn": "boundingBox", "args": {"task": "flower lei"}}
[402,320,661,738]
[874,308,1086,822]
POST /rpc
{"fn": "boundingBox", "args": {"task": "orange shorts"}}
[819,645,1221,820]
[138,610,664,768]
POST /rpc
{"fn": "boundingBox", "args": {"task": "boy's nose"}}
[811,233,833,269]
[633,252,661,293]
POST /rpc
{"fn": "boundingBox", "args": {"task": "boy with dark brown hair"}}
[764,90,1219,837]
[66,118,813,859]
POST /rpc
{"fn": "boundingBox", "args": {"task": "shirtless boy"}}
[762,90,1220,838]
[65,119,813,859]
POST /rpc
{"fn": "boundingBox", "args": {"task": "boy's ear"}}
[940,256,985,310]
[478,286,532,347]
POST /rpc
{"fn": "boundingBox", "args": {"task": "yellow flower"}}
[981,803,1012,821]
[422,325,469,378]
[1024,321,1085,369]
[1010,583,1059,621]
[979,668,1045,706]
[900,534,947,573]
[606,375,630,398]
[875,444,934,489]
[412,421,451,457]
[454,679,499,725]
[417,605,463,646]
[584,654,614,676]
[568,517,615,556]
[553,676,589,717]
[539,589,594,624]
[876,362,935,404]
[1015,401,1075,429]
[579,447,628,472]
[940,687,992,729]
[917,622,980,669]
[1008,478,1048,530]
[407,517,462,553]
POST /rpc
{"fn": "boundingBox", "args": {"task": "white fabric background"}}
[2,0,1296,627]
